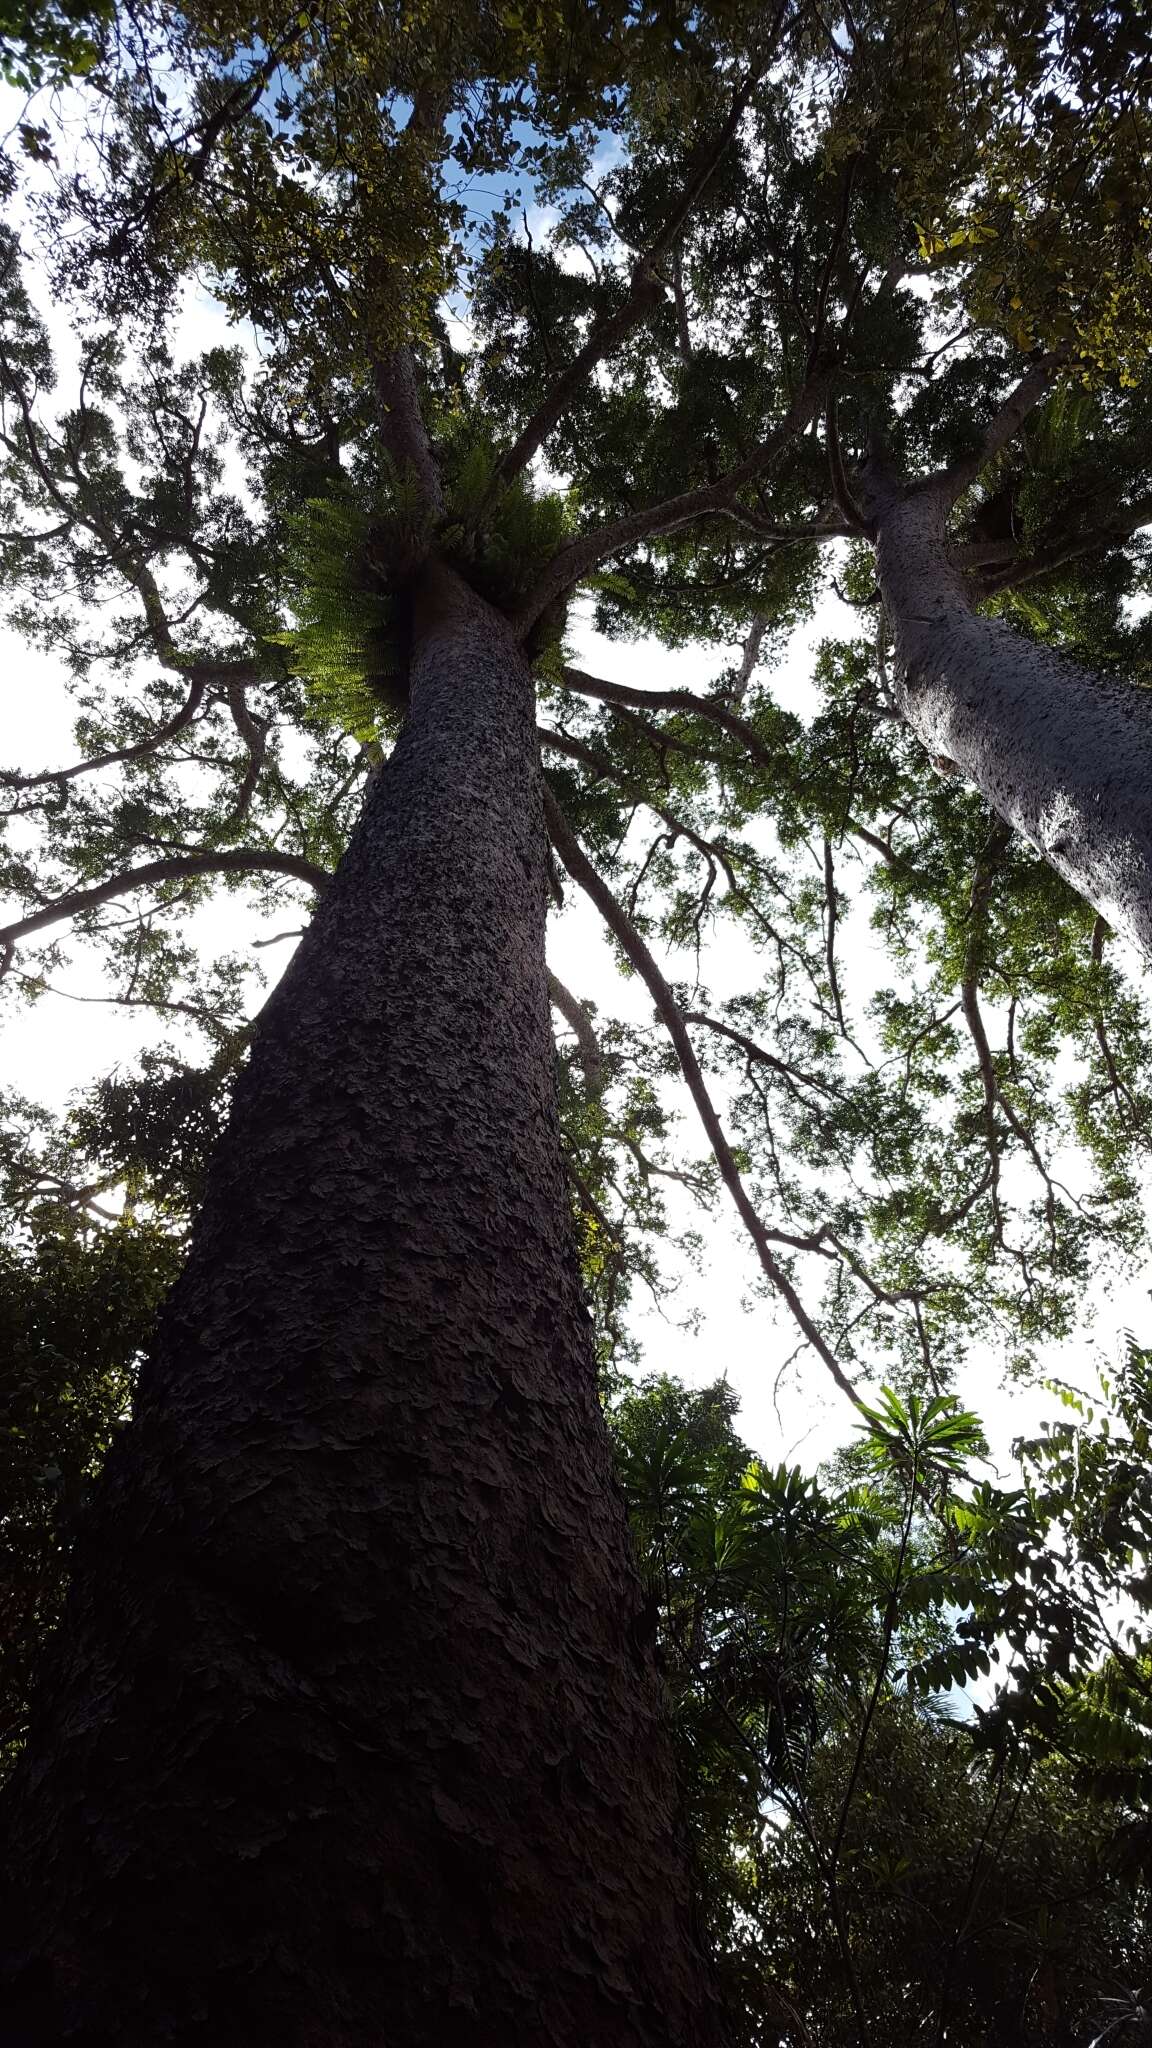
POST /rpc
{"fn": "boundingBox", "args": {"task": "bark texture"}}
[874,482,1152,957]
[0,568,721,2048]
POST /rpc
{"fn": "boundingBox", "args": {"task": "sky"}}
[1,78,1149,1498]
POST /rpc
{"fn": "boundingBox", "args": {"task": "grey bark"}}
[872,479,1152,958]
[730,613,768,706]
[547,967,604,1100]
[0,565,720,2047]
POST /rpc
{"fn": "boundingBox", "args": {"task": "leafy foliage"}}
[5,1117,1152,2042]
[2,0,1150,1404]
[0,0,110,90]
[1,6,1152,2025]
[272,490,406,741]
[0,1091,183,1770]
[610,1369,1152,2047]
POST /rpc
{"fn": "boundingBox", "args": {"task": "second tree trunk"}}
[875,483,1152,958]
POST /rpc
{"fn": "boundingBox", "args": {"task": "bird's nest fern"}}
[272,437,576,741]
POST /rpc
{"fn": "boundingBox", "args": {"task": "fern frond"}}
[275,491,400,739]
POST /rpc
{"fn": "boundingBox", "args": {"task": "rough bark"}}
[873,480,1152,958]
[0,565,721,2048]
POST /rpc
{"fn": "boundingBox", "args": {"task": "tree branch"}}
[671,247,693,364]
[561,663,776,748]
[0,347,272,686]
[822,836,846,1032]
[540,727,786,962]
[974,492,1152,597]
[731,613,768,704]
[491,59,774,494]
[374,344,445,519]
[826,392,871,535]
[224,681,270,829]
[547,967,604,1098]
[541,723,719,843]
[555,667,912,876]
[683,1009,843,1101]
[515,379,825,634]
[105,22,308,263]
[943,354,1063,496]
[543,784,863,1407]
[0,850,329,962]
[1087,917,1146,1130]
[957,818,1063,1254]
[806,160,858,380]
[1,672,210,789]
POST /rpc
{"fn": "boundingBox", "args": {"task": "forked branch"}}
[516,378,826,633]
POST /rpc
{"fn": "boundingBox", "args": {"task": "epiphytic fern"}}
[271,471,422,740]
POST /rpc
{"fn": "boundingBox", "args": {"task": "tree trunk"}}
[0,566,721,2048]
[874,482,1152,958]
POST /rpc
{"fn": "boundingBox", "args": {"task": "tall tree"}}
[568,0,1152,951]
[1,0,1151,2036]
[0,7,740,2041]
[3,554,725,2043]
